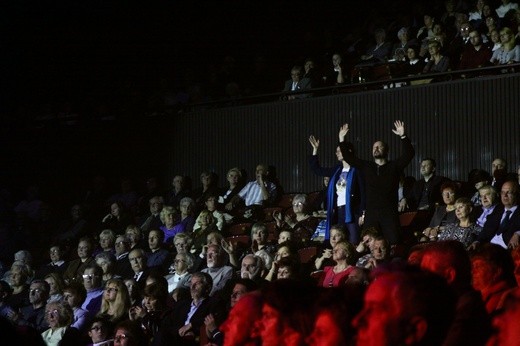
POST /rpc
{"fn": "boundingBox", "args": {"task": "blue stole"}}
[324,166,355,240]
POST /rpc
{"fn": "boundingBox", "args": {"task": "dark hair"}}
[470,243,516,286]
[232,278,259,292]
[421,157,437,168]
[63,282,87,304]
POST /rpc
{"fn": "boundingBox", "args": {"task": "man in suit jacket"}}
[283,66,311,99]
[154,272,224,346]
[474,180,520,249]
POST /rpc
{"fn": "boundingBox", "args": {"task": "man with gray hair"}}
[201,244,234,296]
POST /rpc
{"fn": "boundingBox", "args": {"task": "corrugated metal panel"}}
[171,73,520,193]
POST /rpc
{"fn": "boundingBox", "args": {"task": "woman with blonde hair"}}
[490,27,520,64]
[44,272,65,303]
[97,278,131,324]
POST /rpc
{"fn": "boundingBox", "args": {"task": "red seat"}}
[227,222,252,236]
[310,270,325,283]
[225,235,251,249]
[263,207,283,222]
[277,193,297,209]
[298,246,318,264]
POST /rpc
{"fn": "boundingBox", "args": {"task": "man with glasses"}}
[80,264,104,316]
[14,279,50,332]
[474,180,520,249]
[113,235,133,279]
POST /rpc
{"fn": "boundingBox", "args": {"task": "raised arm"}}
[338,123,349,143]
[392,120,415,169]
[309,135,320,155]
[391,120,405,137]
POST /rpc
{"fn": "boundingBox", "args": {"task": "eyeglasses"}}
[46,309,59,318]
[174,259,186,263]
[90,325,104,332]
[82,274,96,280]
[105,287,118,293]
[292,202,304,207]
[114,334,129,343]
[30,288,43,294]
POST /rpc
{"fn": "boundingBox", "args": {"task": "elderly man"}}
[339,120,415,245]
[201,244,234,296]
[129,248,152,291]
[156,272,223,345]
[113,234,133,279]
[283,65,311,100]
[227,164,278,211]
[476,185,499,227]
[139,195,164,233]
[474,180,520,249]
[14,279,50,333]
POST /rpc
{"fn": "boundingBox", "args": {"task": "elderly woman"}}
[165,252,193,294]
[392,27,417,61]
[273,194,311,229]
[41,300,78,346]
[159,206,181,243]
[95,252,119,285]
[436,197,482,247]
[176,197,196,233]
[422,181,459,241]
[221,167,244,210]
[94,229,116,257]
[423,40,450,73]
[314,224,348,270]
[490,27,520,64]
[319,241,356,287]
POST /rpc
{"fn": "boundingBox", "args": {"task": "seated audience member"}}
[355,227,380,255]
[422,182,460,241]
[112,320,148,346]
[6,262,31,310]
[176,197,197,233]
[420,241,492,345]
[403,45,426,75]
[490,27,520,64]
[146,229,172,275]
[468,169,492,206]
[239,223,276,272]
[391,27,418,61]
[260,279,318,346]
[194,194,225,231]
[44,272,65,303]
[273,194,318,243]
[487,288,520,346]
[227,164,278,213]
[201,244,235,296]
[488,28,502,51]
[192,210,219,253]
[159,206,180,244]
[128,248,153,291]
[315,224,348,270]
[322,53,347,86]
[63,237,96,285]
[125,224,146,251]
[128,282,170,341]
[166,175,190,209]
[216,290,263,346]
[41,300,80,346]
[282,65,311,100]
[62,282,90,333]
[476,185,499,227]
[97,278,130,325]
[238,255,266,287]
[400,158,448,212]
[468,0,486,28]
[155,272,222,345]
[86,316,114,346]
[470,243,517,313]
[124,279,141,307]
[95,252,119,285]
[269,256,301,281]
[138,195,164,234]
[192,171,220,213]
[473,180,520,249]
[113,235,133,279]
[81,264,104,317]
[423,40,451,73]
[36,244,68,279]
[165,252,193,294]
[101,201,133,235]
[219,167,244,213]
[353,265,457,346]
[495,0,519,19]
[459,28,492,69]
[93,229,116,257]
[417,13,436,42]
[436,197,482,247]
[355,236,390,270]
[360,28,393,63]
[15,279,50,333]
[319,241,356,287]
[302,58,320,87]
[490,157,517,190]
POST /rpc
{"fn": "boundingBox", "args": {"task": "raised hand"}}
[309,135,320,154]
[392,120,405,137]
[338,123,349,142]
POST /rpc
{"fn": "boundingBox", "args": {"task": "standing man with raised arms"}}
[339,120,415,246]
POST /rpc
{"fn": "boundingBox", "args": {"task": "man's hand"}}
[339,123,349,142]
[392,120,405,137]
[179,323,193,337]
[509,233,520,249]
